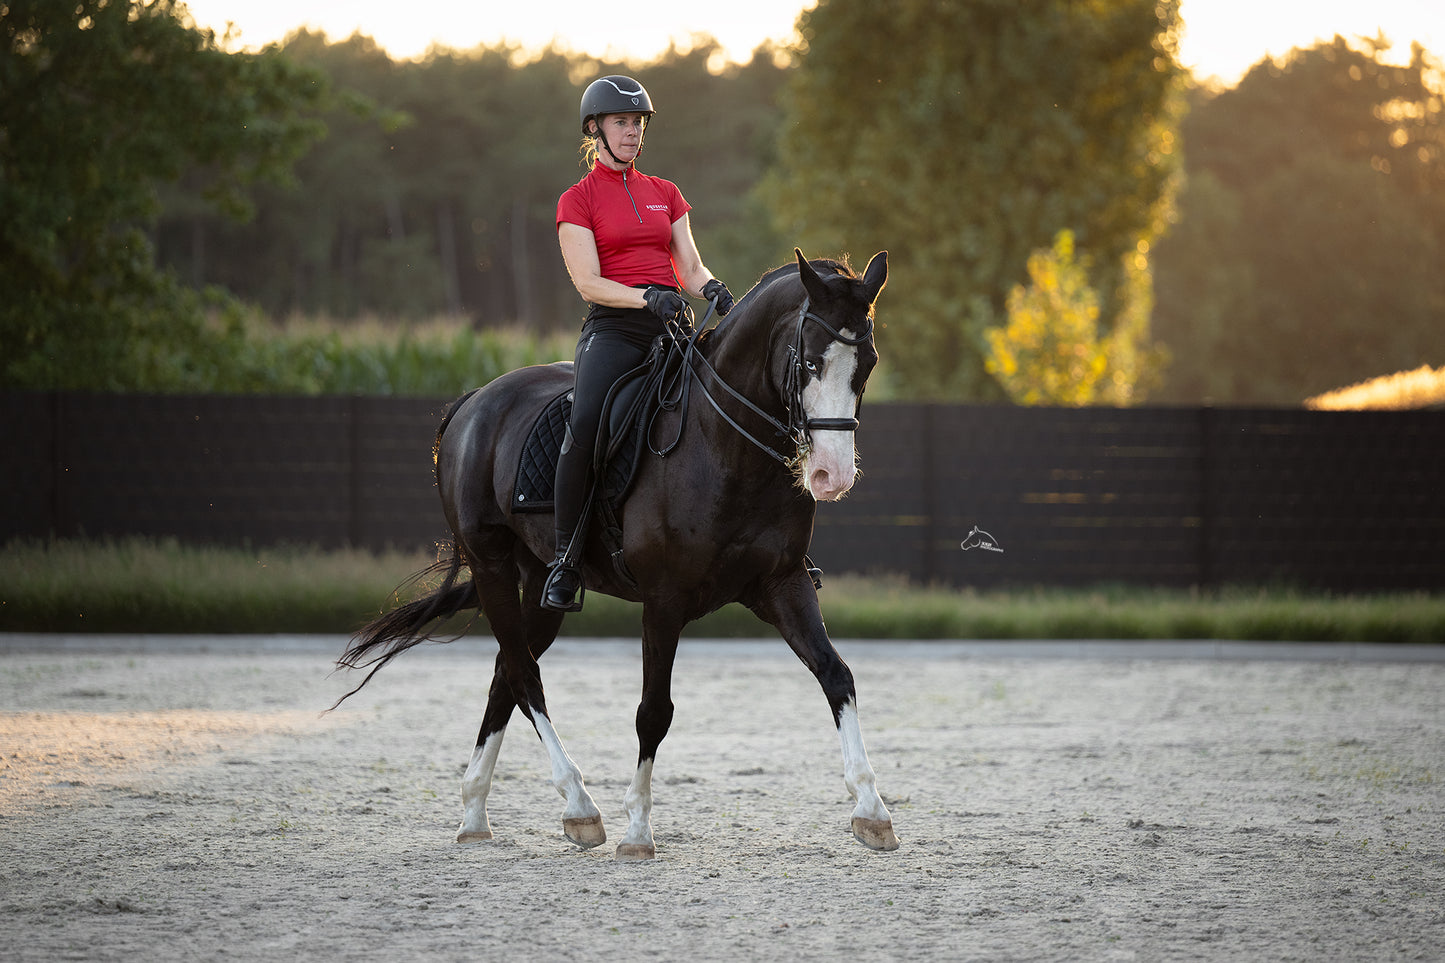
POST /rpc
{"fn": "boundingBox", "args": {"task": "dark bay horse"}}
[338,249,896,860]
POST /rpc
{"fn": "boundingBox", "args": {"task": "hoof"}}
[615,842,656,862]
[563,814,606,849]
[852,816,900,851]
[456,828,493,844]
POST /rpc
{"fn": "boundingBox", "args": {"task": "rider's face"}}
[593,112,647,167]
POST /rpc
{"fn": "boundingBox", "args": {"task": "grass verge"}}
[2,538,1442,644]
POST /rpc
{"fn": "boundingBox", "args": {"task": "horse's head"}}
[780,248,887,501]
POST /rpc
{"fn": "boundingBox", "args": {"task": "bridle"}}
[781,297,874,436]
[655,293,874,467]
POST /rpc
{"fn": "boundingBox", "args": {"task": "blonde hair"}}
[578,134,599,170]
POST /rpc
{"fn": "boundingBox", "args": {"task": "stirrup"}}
[542,560,584,612]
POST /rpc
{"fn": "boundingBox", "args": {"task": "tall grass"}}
[135,308,578,396]
[3,539,1443,643]
[0,539,429,635]
[251,316,576,396]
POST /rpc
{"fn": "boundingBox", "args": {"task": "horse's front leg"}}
[618,757,657,861]
[752,571,899,851]
[617,607,682,861]
[836,696,899,850]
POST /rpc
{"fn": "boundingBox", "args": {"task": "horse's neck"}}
[700,291,788,407]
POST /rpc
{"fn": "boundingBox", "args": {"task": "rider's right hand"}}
[644,287,687,322]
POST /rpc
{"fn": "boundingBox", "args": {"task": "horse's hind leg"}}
[457,652,511,843]
[751,571,899,851]
[465,540,605,848]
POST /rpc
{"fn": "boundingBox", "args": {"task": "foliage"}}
[237,316,574,396]
[765,0,1184,401]
[10,6,1442,407]
[152,35,793,330]
[985,230,1162,406]
[72,307,572,396]
[0,0,326,391]
[1152,38,1445,404]
[5,538,1444,642]
[0,538,429,635]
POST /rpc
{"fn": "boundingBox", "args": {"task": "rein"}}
[656,294,873,467]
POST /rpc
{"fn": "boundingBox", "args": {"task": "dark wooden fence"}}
[4,393,1442,590]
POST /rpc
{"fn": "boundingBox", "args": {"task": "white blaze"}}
[800,339,860,501]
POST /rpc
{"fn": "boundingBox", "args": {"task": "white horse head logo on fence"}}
[960,525,1004,553]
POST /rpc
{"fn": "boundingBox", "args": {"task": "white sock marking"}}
[837,700,891,823]
[621,758,656,849]
[458,729,505,838]
[532,712,601,821]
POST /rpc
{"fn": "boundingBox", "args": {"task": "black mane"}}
[722,256,856,326]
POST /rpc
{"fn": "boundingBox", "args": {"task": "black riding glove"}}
[702,278,734,317]
[644,286,687,322]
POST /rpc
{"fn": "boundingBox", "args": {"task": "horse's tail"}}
[331,543,476,709]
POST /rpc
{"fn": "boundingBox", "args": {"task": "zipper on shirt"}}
[622,169,642,224]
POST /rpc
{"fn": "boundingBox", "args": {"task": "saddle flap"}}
[512,346,667,515]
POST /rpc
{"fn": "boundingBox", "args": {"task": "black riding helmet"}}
[579,75,655,135]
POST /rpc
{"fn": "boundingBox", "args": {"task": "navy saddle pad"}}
[511,386,648,514]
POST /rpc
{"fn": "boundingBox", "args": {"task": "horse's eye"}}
[804,357,821,374]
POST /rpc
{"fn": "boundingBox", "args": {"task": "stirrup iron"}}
[542,556,584,612]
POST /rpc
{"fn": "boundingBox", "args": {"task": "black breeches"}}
[553,317,658,545]
[568,326,655,456]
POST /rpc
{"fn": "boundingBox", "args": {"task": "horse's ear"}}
[861,251,888,305]
[795,247,829,304]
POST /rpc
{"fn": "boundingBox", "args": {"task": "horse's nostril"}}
[809,467,850,500]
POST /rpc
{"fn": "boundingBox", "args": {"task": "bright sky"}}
[183,0,1442,85]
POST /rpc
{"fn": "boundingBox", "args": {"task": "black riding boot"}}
[542,427,592,612]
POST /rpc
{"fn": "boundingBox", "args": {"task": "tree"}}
[985,229,1159,405]
[1152,38,1445,404]
[151,36,791,331]
[765,0,1184,400]
[985,230,1106,405]
[0,0,325,390]
[636,41,795,296]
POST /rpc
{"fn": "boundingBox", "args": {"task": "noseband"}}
[663,295,874,467]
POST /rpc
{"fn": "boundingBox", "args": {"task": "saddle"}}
[511,336,687,587]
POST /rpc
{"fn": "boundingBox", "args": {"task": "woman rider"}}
[544,75,735,611]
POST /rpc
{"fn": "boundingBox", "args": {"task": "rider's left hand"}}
[702,279,734,317]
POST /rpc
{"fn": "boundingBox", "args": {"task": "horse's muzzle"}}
[804,440,857,501]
